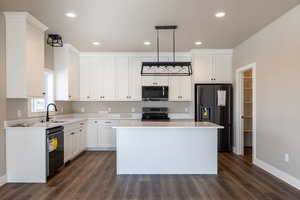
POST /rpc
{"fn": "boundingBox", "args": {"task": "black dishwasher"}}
[46,126,64,177]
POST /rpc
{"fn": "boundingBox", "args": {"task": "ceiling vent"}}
[141,26,192,76]
[47,34,63,47]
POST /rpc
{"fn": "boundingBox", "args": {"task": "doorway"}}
[235,63,256,163]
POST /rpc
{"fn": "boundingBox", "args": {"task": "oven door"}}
[142,86,168,101]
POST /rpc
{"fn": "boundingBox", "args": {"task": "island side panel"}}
[116,127,218,175]
[6,128,47,183]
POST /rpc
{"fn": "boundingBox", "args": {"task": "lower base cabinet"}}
[87,120,117,150]
[64,121,87,163]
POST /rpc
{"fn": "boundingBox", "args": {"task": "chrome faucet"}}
[46,103,58,122]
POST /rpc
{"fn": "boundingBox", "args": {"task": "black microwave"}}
[142,86,168,101]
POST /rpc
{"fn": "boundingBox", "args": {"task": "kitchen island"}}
[113,121,223,175]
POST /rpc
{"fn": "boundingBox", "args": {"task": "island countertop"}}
[113,121,223,129]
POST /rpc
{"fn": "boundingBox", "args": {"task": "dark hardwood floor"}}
[1,151,300,200]
[244,147,253,163]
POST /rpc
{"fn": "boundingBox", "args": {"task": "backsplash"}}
[72,101,194,114]
[6,99,73,120]
[6,99,194,120]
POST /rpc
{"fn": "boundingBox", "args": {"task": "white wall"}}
[0,12,7,177]
[233,5,300,179]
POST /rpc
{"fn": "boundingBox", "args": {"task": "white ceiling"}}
[1,0,299,52]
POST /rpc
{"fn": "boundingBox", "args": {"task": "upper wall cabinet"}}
[192,50,232,83]
[54,44,80,101]
[80,54,142,101]
[4,12,48,98]
[80,55,116,101]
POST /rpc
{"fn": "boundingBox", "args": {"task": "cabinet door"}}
[193,55,214,82]
[101,56,116,101]
[68,49,80,100]
[214,55,232,83]
[168,77,181,101]
[169,76,191,101]
[86,120,99,148]
[90,57,102,101]
[79,128,86,152]
[64,132,73,162]
[180,76,192,101]
[80,57,91,100]
[115,56,130,100]
[99,126,116,148]
[26,23,45,97]
[128,57,142,101]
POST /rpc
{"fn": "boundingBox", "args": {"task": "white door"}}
[214,55,232,83]
[87,120,99,148]
[115,56,130,100]
[193,55,214,82]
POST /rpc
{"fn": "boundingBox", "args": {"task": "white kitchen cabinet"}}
[86,119,118,150]
[169,76,192,101]
[80,56,116,101]
[64,121,87,163]
[193,55,214,83]
[128,57,142,101]
[4,12,48,98]
[87,120,100,148]
[98,120,118,149]
[115,56,142,101]
[54,44,80,101]
[64,131,73,162]
[192,51,232,83]
[214,55,232,83]
[100,56,116,101]
[115,56,130,100]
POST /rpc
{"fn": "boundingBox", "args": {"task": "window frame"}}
[28,69,56,117]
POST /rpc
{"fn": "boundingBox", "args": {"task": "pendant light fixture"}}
[47,34,63,47]
[141,25,192,76]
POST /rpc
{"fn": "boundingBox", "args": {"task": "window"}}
[30,71,54,113]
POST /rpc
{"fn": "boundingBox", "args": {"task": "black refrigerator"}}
[195,84,233,152]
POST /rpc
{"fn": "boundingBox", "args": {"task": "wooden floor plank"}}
[1,151,300,200]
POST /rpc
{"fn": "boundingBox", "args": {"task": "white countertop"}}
[5,112,194,129]
[113,121,223,129]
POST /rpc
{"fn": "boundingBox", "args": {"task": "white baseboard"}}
[87,147,116,151]
[254,158,300,190]
[0,175,6,187]
[232,146,238,155]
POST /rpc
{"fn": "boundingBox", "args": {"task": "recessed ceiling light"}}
[144,41,151,46]
[215,12,226,18]
[195,41,203,46]
[92,42,100,46]
[65,12,77,18]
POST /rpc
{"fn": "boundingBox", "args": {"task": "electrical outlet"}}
[108,107,112,112]
[81,107,85,113]
[284,153,289,162]
[61,107,64,113]
[17,110,22,118]
[185,107,189,113]
[131,107,135,113]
